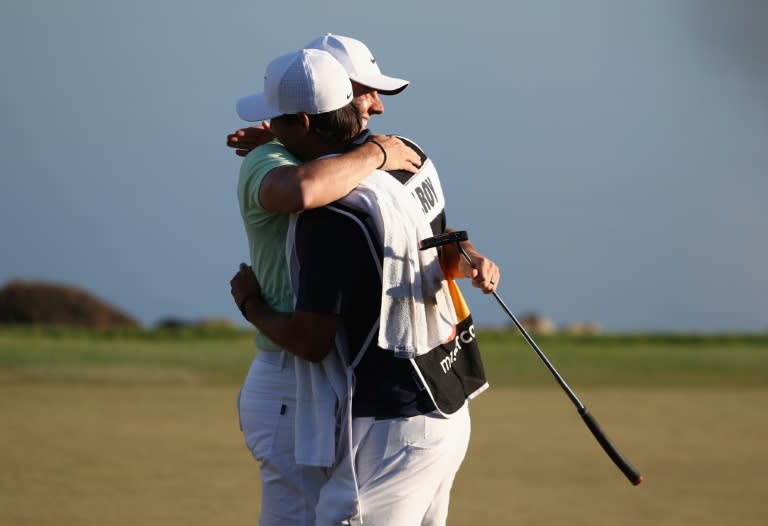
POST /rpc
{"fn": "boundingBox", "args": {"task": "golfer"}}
[231,47,497,525]
[234,35,425,526]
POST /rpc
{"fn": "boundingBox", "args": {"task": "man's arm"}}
[230,263,336,362]
[440,232,501,294]
[259,134,422,212]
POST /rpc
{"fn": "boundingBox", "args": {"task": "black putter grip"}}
[579,408,644,486]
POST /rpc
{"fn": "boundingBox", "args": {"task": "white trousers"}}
[238,351,329,526]
[316,402,471,526]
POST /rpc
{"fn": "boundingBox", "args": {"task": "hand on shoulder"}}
[226,122,274,157]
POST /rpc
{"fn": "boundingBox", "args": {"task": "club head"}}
[419,230,468,250]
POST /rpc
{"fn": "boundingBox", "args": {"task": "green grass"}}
[1,325,766,386]
[2,326,767,526]
[0,325,257,384]
[2,384,767,526]
[477,331,768,387]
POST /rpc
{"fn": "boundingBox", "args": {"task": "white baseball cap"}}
[236,48,354,122]
[304,33,409,95]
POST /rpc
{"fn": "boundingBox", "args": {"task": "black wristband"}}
[369,139,387,169]
[238,292,259,319]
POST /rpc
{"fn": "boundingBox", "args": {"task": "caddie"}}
[230,45,499,525]
[232,39,422,526]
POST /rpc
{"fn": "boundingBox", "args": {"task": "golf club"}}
[420,230,644,486]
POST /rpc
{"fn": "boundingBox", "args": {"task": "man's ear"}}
[298,112,311,133]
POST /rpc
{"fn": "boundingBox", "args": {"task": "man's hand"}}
[226,123,274,157]
[230,263,262,316]
[441,236,501,294]
[462,249,500,294]
[368,134,422,174]
[228,262,336,362]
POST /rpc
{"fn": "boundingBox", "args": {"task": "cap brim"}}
[350,73,409,95]
[236,93,282,122]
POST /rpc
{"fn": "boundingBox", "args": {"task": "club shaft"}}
[456,244,643,485]
[456,246,584,407]
[490,289,585,410]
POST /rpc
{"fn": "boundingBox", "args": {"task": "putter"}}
[420,230,644,486]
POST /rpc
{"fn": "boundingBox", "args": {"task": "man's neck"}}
[297,139,349,161]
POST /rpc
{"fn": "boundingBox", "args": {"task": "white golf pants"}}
[315,402,471,526]
[238,351,329,526]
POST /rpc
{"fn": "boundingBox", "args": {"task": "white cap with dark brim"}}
[236,48,354,122]
[304,33,409,95]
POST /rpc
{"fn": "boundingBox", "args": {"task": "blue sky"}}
[1,1,766,331]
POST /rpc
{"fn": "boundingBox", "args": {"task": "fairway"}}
[1,330,767,525]
[2,385,767,525]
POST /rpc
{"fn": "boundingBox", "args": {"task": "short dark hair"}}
[309,103,362,143]
[280,103,362,144]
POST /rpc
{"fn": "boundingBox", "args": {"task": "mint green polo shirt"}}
[237,140,299,352]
